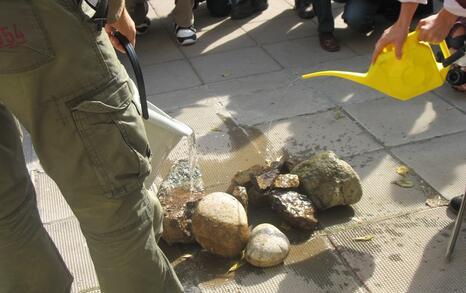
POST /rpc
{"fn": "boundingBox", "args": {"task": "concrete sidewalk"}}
[26,1,466,292]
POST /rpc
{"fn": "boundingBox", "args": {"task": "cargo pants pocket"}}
[0,0,54,74]
[69,83,152,198]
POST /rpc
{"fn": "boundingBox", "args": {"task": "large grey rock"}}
[291,151,362,210]
[271,190,318,231]
[245,224,290,268]
[158,159,205,244]
[192,192,249,258]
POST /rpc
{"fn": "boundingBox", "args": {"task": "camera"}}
[446,65,466,86]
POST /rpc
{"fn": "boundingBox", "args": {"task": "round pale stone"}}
[245,223,290,267]
[192,192,249,258]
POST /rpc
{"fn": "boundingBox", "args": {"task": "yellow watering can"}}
[302,31,452,101]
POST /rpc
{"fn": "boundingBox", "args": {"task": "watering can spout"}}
[302,71,368,87]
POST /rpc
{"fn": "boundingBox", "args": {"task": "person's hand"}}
[416,9,458,44]
[371,23,409,64]
[105,8,136,53]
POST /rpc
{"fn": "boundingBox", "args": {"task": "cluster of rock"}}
[157,159,205,244]
[157,151,362,268]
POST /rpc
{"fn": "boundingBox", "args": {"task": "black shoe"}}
[136,17,151,35]
[295,0,314,19]
[449,195,463,215]
[230,0,268,19]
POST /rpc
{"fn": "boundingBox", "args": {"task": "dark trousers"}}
[207,0,234,17]
[312,0,399,33]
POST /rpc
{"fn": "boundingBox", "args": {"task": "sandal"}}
[319,32,340,52]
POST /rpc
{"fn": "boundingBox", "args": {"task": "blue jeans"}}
[313,0,398,34]
[343,0,381,33]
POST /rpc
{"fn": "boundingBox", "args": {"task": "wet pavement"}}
[24,1,466,292]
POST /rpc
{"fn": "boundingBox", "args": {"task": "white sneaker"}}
[174,24,197,46]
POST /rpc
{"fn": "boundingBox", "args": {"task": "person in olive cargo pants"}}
[0,0,183,292]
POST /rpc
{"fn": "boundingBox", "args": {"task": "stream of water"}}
[187,132,198,195]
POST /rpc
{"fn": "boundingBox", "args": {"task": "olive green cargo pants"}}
[0,0,183,292]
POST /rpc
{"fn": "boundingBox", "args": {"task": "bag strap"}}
[113,31,149,120]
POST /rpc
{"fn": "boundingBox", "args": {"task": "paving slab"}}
[434,84,466,113]
[44,218,98,293]
[263,36,356,69]
[192,5,235,31]
[33,171,74,224]
[148,84,220,111]
[162,105,265,190]
[190,47,282,83]
[141,60,202,95]
[247,109,382,160]
[198,237,366,293]
[318,151,440,232]
[133,22,184,66]
[392,132,466,200]
[344,94,466,147]
[220,73,334,126]
[302,55,385,105]
[241,16,317,45]
[180,23,256,57]
[150,0,174,18]
[231,0,295,25]
[329,208,466,293]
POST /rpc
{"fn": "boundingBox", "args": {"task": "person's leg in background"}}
[0,104,73,293]
[229,0,268,20]
[313,0,340,52]
[126,0,151,34]
[295,0,315,20]
[342,0,380,34]
[0,0,183,292]
[173,0,197,45]
[206,0,232,17]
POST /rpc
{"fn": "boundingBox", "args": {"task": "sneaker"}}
[136,17,151,35]
[449,194,464,215]
[175,24,197,46]
[295,0,314,19]
[230,0,268,20]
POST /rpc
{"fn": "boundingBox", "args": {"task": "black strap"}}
[442,46,466,67]
[91,0,108,31]
[113,31,149,120]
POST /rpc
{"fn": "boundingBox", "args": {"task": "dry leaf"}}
[425,197,449,208]
[353,235,374,242]
[394,178,414,188]
[210,127,222,132]
[396,165,410,176]
[227,260,245,274]
[334,106,344,120]
[180,254,193,260]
